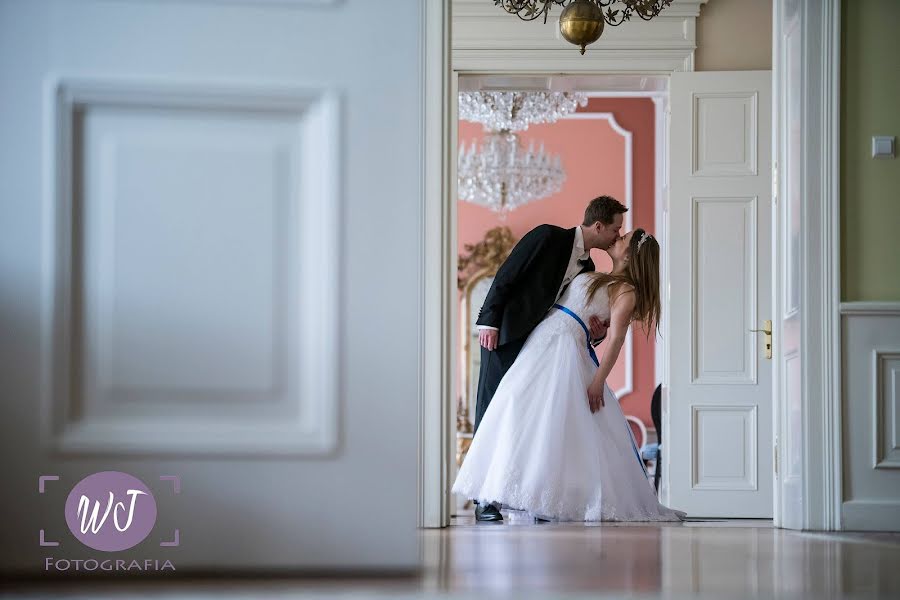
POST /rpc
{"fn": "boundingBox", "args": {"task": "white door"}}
[0,0,425,571]
[667,71,774,517]
[773,0,804,529]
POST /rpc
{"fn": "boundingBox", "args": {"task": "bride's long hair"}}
[585,228,661,338]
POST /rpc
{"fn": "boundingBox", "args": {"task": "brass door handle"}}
[749,319,773,359]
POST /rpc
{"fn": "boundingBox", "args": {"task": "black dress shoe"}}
[533,516,552,523]
[475,502,503,522]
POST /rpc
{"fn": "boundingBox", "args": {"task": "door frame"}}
[419,0,842,529]
[447,96,669,518]
[425,71,675,529]
[420,0,453,529]
[771,0,843,531]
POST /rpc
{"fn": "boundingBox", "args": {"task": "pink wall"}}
[458,97,658,428]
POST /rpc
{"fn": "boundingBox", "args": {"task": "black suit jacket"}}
[476,224,595,347]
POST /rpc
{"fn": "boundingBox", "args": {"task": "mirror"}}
[457,226,517,438]
[462,274,494,422]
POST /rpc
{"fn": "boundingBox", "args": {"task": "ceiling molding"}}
[453,0,710,73]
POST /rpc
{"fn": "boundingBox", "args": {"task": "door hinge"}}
[774,439,779,477]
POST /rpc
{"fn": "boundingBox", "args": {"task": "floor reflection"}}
[420,514,900,597]
[3,517,898,599]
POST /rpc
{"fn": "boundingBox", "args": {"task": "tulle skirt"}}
[452,310,683,522]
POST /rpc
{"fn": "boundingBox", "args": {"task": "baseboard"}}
[841,500,900,532]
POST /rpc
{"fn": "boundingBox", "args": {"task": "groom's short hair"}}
[583,195,628,226]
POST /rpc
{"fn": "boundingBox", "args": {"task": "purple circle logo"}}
[64,471,157,552]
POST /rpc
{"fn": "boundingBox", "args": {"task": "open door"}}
[773,0,804,529]
[667,71,774,518]
[0,0,428,572]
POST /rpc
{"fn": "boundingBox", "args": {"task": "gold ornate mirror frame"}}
[456,226,516,467]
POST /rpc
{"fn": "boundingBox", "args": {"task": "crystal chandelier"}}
[458,131,565,216]
[494,0,675,54]
[459,91,588,132]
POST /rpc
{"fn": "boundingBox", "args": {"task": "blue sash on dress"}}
[552,304,599,366]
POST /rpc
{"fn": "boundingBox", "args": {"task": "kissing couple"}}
[452,195,684,523]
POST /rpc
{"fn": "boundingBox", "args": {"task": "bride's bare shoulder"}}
[608,282,636,306]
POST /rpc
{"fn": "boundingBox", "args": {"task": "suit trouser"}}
[473,336,527,436]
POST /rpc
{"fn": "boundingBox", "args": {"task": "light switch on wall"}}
[872,136,895,159]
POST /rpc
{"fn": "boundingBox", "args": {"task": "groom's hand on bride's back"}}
[588,316,610,345]
[479,328,499,351]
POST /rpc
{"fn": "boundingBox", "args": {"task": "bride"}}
[452,228,684,522]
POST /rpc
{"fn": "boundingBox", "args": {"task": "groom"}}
[472,195,628,522]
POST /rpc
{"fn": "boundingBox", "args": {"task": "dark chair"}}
[650,383,662,491]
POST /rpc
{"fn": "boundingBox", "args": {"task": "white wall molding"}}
[560,112,634,400]
[460,74,669,94]
[842,308,900,530]
[872,350,900,469]
[453,49,696,74]
[841,302,900,316]
[560,112,634,233]
[584,91,668,99]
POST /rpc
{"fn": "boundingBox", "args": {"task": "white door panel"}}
[0,0,423,571]
[668,71,773,518]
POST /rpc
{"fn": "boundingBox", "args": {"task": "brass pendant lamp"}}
[495,0,675,54]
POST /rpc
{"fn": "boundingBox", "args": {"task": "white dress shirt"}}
[478,226,590,332]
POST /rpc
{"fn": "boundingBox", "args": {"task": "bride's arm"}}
[587,289,635,412]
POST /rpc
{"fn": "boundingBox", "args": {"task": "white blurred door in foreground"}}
[0,0,429,572]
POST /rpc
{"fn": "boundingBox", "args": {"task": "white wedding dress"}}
[453,272,683,522]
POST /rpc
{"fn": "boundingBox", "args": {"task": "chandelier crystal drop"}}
[459,91,588,132]
[458,131,565,216]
